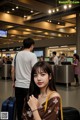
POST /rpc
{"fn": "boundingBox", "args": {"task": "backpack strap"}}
[14,53,18,81]
[60,96,63,120]
[14,53,18,67]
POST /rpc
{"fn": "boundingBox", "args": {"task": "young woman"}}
[72,54,80,86]
[22,61,63,120]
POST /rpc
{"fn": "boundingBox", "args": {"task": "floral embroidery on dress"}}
[27,110,32,117]
[54,106,59,114]
[40,105,43,109]
[53,98,58,104]
[48,109,52,113]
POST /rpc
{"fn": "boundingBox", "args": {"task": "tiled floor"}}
[0,80,13,110]
[0,79,80,111]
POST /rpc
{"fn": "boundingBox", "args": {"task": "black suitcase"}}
[63,107,80,120]
[1,97,16,120]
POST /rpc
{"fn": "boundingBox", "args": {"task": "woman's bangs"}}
[33,66,47,74]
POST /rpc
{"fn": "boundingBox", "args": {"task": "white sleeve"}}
[54,57,58,65]
[12,57,15,67]
[12,54,17,67]
[31,54,37,67]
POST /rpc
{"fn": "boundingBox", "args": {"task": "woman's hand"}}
[27,95,39,111]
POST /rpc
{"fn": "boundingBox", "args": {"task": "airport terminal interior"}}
[0,0,80,117]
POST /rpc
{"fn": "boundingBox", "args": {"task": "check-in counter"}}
[54,65,74,87]
[1,64,11,79]
[48,61,54,72]
[0,64,3,78]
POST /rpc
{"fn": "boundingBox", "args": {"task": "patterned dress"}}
[22,97,60,120]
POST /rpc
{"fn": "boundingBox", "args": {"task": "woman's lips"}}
[37,82,43,85]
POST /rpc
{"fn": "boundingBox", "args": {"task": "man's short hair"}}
[53,51,56,55]
[23,38,35,48]
[62,53,65,56]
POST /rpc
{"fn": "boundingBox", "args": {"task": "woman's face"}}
[33,68,51,89]
[73,56,76,60]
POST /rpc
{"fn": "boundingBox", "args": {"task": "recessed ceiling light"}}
[26,29,31,31]
[49,46,59,49]
[12,8,15,11]
[68,4,72,8]
[31,10,33,13]
[58,22,60,24]
[11,35,15,37]
[36,31,42,33]
[56,8,59,12]
[63,5,67,10]
[9,49,13,51]
[24,15,27,18]
[58,34,61,37]
[16,6,19,9]
[27,16,32,20]
[7,25,13,28]
[48,9,52,14]
[53,9,55,13]
[44,32,48,35]
[7,11,10,13]
[61,46,68,48]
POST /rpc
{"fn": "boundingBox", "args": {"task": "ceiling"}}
[0,0,80,49]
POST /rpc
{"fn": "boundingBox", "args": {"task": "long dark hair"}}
[73,54,79,61]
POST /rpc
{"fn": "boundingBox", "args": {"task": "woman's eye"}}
[41,73,45,76]
[34,74,37,77]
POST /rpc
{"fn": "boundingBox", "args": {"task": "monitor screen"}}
[34,50,43,57]
[61,62,71,65]
[44,57,50,62]
[6,53,11,57]
[66,57,73,63]
[0,30,7,37]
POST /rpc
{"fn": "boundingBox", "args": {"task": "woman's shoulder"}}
[49,91,60,99]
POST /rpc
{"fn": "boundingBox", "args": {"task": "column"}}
[76,13,80,56]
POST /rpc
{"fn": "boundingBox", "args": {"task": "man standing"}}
[58,53,67,65]
[11,38,37,120]
[52,51,59,65]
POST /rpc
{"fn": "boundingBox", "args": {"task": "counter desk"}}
[54,65,74,87]
[0,64,11,79]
